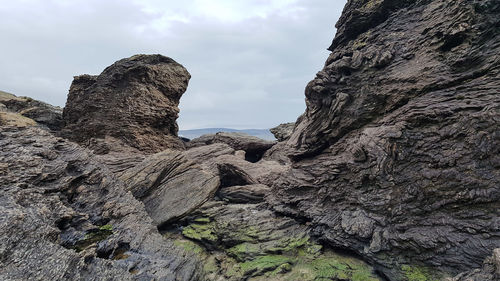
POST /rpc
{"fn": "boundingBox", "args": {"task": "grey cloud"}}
[0,0,346,129]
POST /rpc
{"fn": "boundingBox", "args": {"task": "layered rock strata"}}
[61,54,190,154]
[267,0,500,280]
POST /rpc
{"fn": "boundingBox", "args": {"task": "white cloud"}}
[0,0,346,129]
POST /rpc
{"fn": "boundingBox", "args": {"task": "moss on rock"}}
[182,223,218,242]
[401,264,441,281]
[73,224,113,252]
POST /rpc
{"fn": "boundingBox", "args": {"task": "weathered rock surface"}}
[60,54,190,154]
[120,150,219,227]
[268,0,500,280]
[187,132,276,162]
[0,90,63,130]
[167,200,382,281]
[0,122,204,280]
[270,122,294,142]
[2,0,500,279]
[450,248,500,281]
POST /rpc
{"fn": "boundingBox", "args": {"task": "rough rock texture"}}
[60,54,190,154]
[167,200,382,281]
[187,132,276,162]
[120,150,219,227]
[0,90,63,130]
[0,122,204,280]
[268,0,500,280]
[270,122,295,142]
[450,248,500,281]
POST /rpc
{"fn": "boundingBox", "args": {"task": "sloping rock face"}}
[268,0,500,280]
[0,123,204,280]
[61,54,190,154]
[120,150,220,227]
[0,90,63,130]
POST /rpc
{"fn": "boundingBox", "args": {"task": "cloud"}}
[0,0,346,129]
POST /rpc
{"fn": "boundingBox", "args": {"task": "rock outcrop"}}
[268,0,500,280]
[188,132,276,162]
[120,150,219,227]
[270,122,294,142]
[2,0,500,280]
[0,123,204,280]
[61,54,190,154]
[0,90,63,130]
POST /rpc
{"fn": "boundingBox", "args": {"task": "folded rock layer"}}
[268,0,500,279]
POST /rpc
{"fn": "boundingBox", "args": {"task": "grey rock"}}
[60,54,190,154]
[450,248,500,281]
[0,125,204,281]
[187,132,276,163]
[119,150,220,227]
[270,122,294,142]
[269,0,500,280]
[217,184,270,203]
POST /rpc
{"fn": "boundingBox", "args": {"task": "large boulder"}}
[61,54,190,154]
[269,0,500,280]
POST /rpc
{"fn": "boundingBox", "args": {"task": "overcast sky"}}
[0,0,346,129]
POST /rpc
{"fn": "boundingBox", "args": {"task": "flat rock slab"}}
[120,150,220,226]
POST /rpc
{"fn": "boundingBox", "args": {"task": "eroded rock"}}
[61,54,190,154]
[270,0,500,280]
[187,132,276,162]
[270,122,294,142]
[0,124,204,280]
[0,90,63,130]
[119,150,219,227]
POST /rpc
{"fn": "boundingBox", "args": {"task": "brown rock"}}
[61,54,190,154]
[270,0,500,280]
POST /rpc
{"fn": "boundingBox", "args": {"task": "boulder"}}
[61,54,190,154]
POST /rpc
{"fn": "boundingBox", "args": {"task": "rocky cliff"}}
[1,0,499,280]
[267,0,500,280]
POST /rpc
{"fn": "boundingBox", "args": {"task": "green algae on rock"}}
[72,224,114,252]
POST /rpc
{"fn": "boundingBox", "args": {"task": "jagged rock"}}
[187,132,276,162]
[270,122,294,142]
[449,248,500,281]
[119,150,219,227]
[0,90,63,130]
[0,124,204,280]
[217,184,270,203]
[60,54,190,154]
[170,200,382,280]
[269,0,500,280]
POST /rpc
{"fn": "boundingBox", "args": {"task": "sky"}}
[0,0,346,130]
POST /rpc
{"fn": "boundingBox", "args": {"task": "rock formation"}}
[60,54,190,154]
[270,122,294,142]
[0,90,63,130]
[267,0,500,280]
[1,0,499,280]
[187,132,276,162]
[0,125,204,280]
